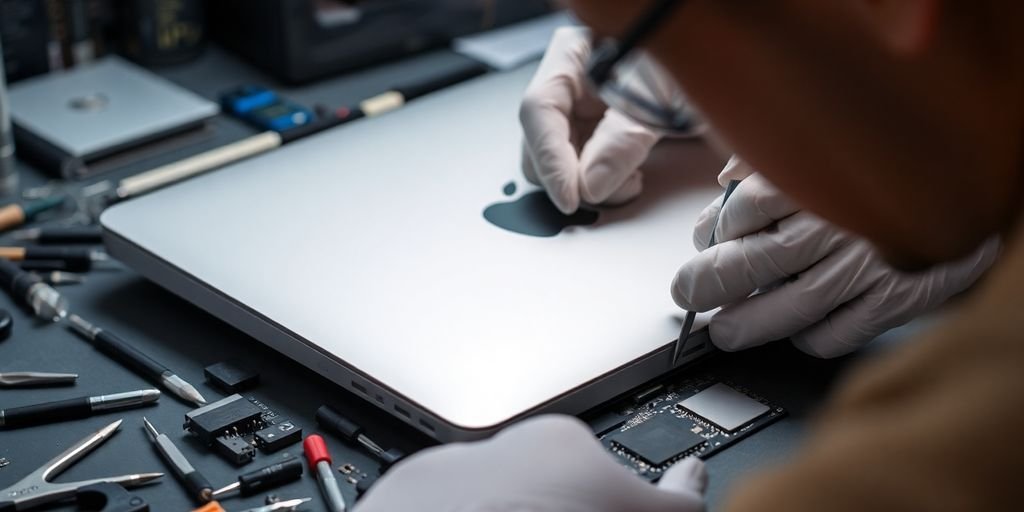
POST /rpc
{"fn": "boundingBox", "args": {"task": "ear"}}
[858,0,939,56]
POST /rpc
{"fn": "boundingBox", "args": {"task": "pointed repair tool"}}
[66,314,207,406]
[672,179,741,367]
[0,420,163,511]
[143,417,214,504]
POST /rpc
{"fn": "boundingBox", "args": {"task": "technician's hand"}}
[355,415,708,512]
[672,158,1001,358]
[520,27,661,214]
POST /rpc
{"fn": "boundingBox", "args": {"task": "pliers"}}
[0,372,78,388]
[0,419,163,511]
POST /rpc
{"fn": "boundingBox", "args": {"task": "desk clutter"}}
[0,185,407,510]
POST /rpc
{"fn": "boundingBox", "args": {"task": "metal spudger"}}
[240,498,312,512]
[672,179,741,366]
[0,419,163,511]
[0,372,78,387]
[143,417,213,504]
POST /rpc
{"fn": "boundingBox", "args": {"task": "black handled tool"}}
[315,406,405,468]
[13,225,105,245]
[211,454,304,498]
[0,246,108,272]
[67,314,207,406]
[0,258,68,322]
[0,389,160,429]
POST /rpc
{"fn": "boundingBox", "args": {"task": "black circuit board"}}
[590,379,786,481]
[185,395,303,465]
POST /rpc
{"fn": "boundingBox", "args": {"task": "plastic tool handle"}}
[183,471,214,503]
[0,257,36,298]
[315,406,362,440]
[92,330,169,381]
[238,455,304,495]
[35,226,104,244]
[303,434,332,469]
[1,396,91,428]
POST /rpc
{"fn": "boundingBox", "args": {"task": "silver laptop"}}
[101,64,723,442]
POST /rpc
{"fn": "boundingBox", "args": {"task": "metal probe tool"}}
[211,454,304,498]
[67,314,208,406]
[0,258,68,321]
[239,498,312,512]
[672,179,741,366]
[143,417,214,504]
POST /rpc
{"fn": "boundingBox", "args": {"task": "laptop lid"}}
[101,64,723,440]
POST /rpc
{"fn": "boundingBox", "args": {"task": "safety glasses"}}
[586,0,704,135]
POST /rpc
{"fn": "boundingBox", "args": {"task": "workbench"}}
[0,45,917,511]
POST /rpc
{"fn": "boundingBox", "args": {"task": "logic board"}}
[589,379,786,481]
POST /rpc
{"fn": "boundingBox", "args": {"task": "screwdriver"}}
[0,258,68,322]
[211,454,304,498]
[315,406,405,468]
[143,417,214,504]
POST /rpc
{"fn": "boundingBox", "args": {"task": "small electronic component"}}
[185,394,264,444]
[220,85,315,133]
[337,462,370,487]
[204,361,261,393]
[678,383,770,432]
[185,394,303,466]
[254,421,302,453]
[609,414,705,467]
[593,379,785,481]
[215,436,257,466]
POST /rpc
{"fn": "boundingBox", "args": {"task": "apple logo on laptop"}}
[483,181,599,237]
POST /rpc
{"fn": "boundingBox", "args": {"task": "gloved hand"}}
[520,27,662,214]
[355,415,708,512]
[672,158,1001,358]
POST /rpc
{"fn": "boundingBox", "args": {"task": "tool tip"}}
[133,472,165,486]
[142,417,158,438]
[100,419,124,435]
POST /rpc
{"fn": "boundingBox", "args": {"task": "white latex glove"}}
[520,27,661,214]
[672,157,1001,358]
[355,415,708,512]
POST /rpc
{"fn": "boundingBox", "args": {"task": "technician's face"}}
[568,0,1015,269]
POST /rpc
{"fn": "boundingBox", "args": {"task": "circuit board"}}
[589,379,786,481]
[183,394,303,465]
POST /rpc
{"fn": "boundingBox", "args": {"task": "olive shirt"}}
[726,222,1024,510]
